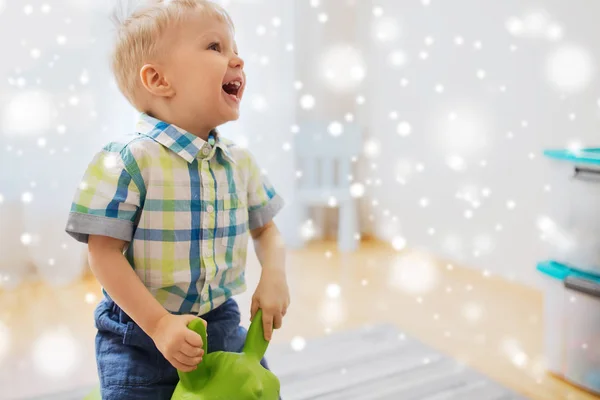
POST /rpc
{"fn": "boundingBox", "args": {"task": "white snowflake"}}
[290,336,306,352]
[85,293,97,304]
[320,45,365,91]
[446,155,466,171]
[392,236,407,251]
[326,283,341,299]
[546,45,593,93]
[547,23,563,41]
[328,196,337,207]
[389,253,440,295]
[103,154,118,169]
[0,321,8,363]
[363,138,380,158]
[21,192,33,203]
[3,91,54,136]
[462,303,483,322]
[350,183,365,198]
[373,18,399,42]
[33,328,79,378]
[396,121,412,137]
[20,233,33,246]
[389,50,407,67]
[300,219,317,240]
[299,94,315,110]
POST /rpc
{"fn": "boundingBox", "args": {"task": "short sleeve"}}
[245,151,284,230]
[65,145,143,243]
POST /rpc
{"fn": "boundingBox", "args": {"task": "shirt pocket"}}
[219,191,249,248]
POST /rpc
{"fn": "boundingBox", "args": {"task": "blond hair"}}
[110,0,234,111]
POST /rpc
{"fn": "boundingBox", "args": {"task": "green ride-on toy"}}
[84,309,280,399]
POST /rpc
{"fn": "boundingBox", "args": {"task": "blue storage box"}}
[537,261,600,395]
[542,149,600,276]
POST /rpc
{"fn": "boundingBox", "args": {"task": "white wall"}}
[0,1,134,287]
[358,0,600,286]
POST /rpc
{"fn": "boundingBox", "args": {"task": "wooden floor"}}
[0,240,598,400]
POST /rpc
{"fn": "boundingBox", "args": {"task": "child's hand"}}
[150,314,206,372]
[251,268,290,341]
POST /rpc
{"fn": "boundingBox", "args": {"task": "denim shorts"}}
[94,296,270,399]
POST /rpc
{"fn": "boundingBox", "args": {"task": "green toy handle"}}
[177,317,210,390]
[243,308,271,361]
[177,309,272,390]
[184,309,271,359]
[187,317,208,355]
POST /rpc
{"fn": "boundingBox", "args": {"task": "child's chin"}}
[215,112,239,127]
[225,108,241,121]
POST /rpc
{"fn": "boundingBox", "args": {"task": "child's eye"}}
[208,42,221,52]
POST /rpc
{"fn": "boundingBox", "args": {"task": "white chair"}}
[291,121,362,252]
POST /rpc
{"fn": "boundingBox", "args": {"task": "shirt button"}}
[202,147,210,156]
[206,205,214,213]
[202,292,209,301]
[203,248,212,257]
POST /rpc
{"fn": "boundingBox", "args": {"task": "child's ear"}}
[140,64,175,97]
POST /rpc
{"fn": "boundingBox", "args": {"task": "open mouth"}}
[222,80,241,100]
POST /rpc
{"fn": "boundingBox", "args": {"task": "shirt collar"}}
[135,113,235,164]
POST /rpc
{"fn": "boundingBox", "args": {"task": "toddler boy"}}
[65,1,289,398]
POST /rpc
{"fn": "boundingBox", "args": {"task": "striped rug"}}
[35,324,527,400]
[265,324,528,400]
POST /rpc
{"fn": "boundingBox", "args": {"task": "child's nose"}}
[230,55,244,69]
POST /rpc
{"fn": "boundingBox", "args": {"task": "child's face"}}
[163,11,245,130]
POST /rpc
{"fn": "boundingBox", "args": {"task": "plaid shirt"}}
[66,113,284,316]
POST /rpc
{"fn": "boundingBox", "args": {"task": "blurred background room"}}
[2,0,600,399]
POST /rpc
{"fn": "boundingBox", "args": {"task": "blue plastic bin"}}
[537,260,600,395]
[542,149,600,276]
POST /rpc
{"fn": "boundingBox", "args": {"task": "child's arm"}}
[88,234,205,371]
[249,221,290,341]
